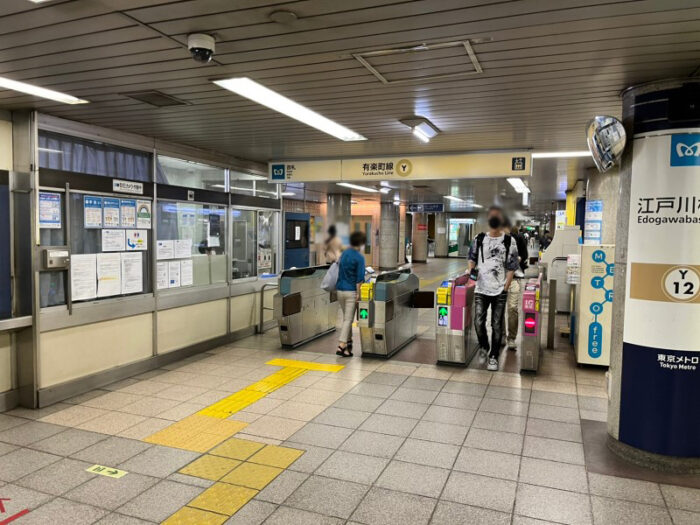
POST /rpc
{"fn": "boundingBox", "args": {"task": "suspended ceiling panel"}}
[0,0,697,165]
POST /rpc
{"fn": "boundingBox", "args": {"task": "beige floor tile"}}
[155,384,210,402]
[81,392,142,410]
[159,402,207,421]
[577,384,607,398]
[39,405,108,427]
[412,366,453,380]
[119,396,182,417]
[118,418,172,440]
[490,374,533,389]
[450,369,493,385]
[77,411,146,435]
[291,388,344,407]
[242,415,307,441]
[268,401,326,422]
[531,380,577,395]
[245,397,286,415]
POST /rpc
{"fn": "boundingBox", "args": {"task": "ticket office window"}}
[257,210,279,275]
[156,201,227,290]
[157,156,226,192]
[68,192,152,303]
[231,209,256,280]
[38,189,67,308]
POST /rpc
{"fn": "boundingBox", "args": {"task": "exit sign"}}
[359,308,369,320]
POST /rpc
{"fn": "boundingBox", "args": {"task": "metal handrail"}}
[257,282,279,334]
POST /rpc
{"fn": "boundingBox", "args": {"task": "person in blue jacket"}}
[335,231,366,357]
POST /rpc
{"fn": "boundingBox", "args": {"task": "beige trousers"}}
[337,290,357,344]
[506,278,522,345]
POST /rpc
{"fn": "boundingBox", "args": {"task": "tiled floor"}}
[1,258,699,524]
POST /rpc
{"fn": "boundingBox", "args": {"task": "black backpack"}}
[475,232,511,265]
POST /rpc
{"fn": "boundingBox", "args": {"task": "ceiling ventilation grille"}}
[121,90,189,107]
[352,40,483,85]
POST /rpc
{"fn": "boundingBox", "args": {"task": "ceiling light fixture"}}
[531,151,591,158]
[337,182,378,193]
[0,77,88,104]
[401,116,439,143]
[280,191,295,196]
[213,77,366,141]
[444,195,463,202]
[379,187,392,194]
[507,177,531,193]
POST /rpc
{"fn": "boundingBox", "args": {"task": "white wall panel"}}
[158,299,227,354]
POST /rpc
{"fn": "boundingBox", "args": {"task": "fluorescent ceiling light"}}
[379,187,392,194]
[412,127,431,143]
[350,200,358,204]
[280,191,295,196]
[507,177,530,193]
[38,147,63,154]
[531,151,590,158]
[444,195,463,202]
[414,121,438,139]
[0,77,88,104]
[213,77,365,141]
[337,182,378,193]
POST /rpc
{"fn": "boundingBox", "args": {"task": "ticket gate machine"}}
[520,275,543,372]
[273,265,336,348]
[435,275,479,365]
[357,270,430,358]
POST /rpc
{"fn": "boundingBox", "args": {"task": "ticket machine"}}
[357,270,429,358]
[435,275,479,366]
[520,275,543,372]
[273,265,336,347]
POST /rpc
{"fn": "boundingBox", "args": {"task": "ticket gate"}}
[357,270,431,358]
[273,266,336,348]
[435,275,479,366]
[520,275,543,372]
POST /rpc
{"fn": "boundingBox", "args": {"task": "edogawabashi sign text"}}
[619,131,700,456]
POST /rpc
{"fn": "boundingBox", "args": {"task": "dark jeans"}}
[474,292,508,359]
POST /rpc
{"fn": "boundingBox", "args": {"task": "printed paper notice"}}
[125,229,148,251]
[101,229,125,252]
[120,199,137,228]
[173,239,192,259]
[156,261,169,290]
[136,200,151,229]
[103,197,120,227]
[96,253,121,298]
[71,254,97,301]
[120,252,143,295]
[180,259,193,286]
[84,195,103,228]
[156,240,174,260]
[39,192,62,229]
[168,260,181,288]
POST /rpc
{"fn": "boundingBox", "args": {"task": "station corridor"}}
[1,257,698,524]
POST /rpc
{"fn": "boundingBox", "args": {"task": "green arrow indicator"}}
[359,309,368,319]
[438,307,448,316]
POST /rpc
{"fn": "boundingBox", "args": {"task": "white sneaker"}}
[478,347,488,364]
[487,357,499,371]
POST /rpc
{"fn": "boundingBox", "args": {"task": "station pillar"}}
[411,213,429,263]
[378,202,399,270]
[327,193,351,246]
[608,78,700,471]
[434,212,448,257]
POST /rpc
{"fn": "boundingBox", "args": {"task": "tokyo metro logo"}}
[670,133,700,166]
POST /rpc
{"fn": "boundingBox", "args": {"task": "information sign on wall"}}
[583,200,603,245]
[39,192,62,229]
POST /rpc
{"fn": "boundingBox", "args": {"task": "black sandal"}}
[336,345,346,356]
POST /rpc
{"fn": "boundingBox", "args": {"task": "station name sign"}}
[269,152,530,183]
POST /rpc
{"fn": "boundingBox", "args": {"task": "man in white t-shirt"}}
[467,206,520,371]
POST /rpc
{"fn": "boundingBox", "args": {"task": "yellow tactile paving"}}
[144,414,247,452]
[210,437,265,461]
[188,482,258,516]
[179,455,241,481]
[247,444,305,469]
[266,358,345,373]
[221,462,283,490]
[161,506,228,525]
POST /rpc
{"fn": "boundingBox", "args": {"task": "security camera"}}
[187,33,215,63]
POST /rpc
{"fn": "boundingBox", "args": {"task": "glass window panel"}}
[0,180,10,318]
[255,180,279,199]
[156,201,227,288]
[229,170,257,197]
[257,210,279,275]
[231,209,256,280]
[156,156,226,191]
[38,189,67,308]
[69,193,152,302]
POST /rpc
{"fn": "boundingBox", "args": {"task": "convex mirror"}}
[586,116,626,173]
